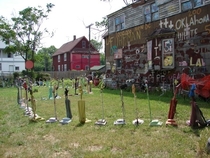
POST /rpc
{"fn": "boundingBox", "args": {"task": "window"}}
[15,66,19,71]
[0,63,1,70]
[8,53,12,58]
[82,41,86,48]
[58,65,60,71]
[115,15,125,31]
[82,55,89,59]
[144,3,159,23]
[58,55,60,62]
[181,0,203,12]
[64,64,67,71]
[64,53,67,61]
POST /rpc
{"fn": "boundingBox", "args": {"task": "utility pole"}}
[86,23,93,72]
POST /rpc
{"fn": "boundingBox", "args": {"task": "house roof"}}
[90,65,105,71]
[52,36,86,56]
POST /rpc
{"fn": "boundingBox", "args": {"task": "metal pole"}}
[86,23,93,71]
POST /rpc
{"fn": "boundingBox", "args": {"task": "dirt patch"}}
[52,150,71,158]
[87,145,103,151]
[43,134,59,143]
[69,142,80,148]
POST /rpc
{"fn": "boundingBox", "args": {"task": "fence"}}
[44,71,88,79]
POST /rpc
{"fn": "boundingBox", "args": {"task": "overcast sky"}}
[0,0,126,49]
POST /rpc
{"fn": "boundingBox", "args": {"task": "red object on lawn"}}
[166,83,180,126]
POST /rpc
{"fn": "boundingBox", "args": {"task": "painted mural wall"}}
[105,4,210,88]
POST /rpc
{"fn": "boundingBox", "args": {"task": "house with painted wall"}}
[104,0,210,88]
[52,36,100,71]
[0,39,25,76]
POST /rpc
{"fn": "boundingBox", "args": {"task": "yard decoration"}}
[78,85,86,124]
[74,78,79,95]
[114,84,127,125]
[88,80,93,94]
[28,86,45,121]
[180,73,210,128]
[48,83,53,99]
[17,85,21,104]
[146,83,163,126]
[186,83,210,128]
[16,77,23,105]
[165,83,180,126]
[46,85,58,123]
[60,88,72,124]
[132,84,144,125]
[95,81,107,125]
[22,78,32,116]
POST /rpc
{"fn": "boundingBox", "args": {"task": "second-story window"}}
[58,55,60,62]
[64,53,67,61]
[82,41,86,48]
[144,3,159,23]
[115,15,125,31]
[181,0,203,12]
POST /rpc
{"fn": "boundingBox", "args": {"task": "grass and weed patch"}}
[0,86,209,157]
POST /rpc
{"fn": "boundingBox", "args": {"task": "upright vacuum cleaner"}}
[114,84,127,125]
[60,88,72,124]
[186,84,210,128]
[132,84,144,125]
[46,85,58,123]
[95,82,107,125]
[165,83,180,126]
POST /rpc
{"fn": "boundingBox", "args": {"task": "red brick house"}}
[52,36,100,71]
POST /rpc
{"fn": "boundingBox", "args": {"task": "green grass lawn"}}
[0,85,209,158]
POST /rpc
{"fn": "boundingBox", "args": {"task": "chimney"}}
[73,35,76,40]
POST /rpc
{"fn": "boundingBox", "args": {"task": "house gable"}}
[52,36,100,71]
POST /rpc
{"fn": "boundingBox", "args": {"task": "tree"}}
[100,53,105,65]
[95,17,108,29]
[90,39,105,65]
[0,3,55,69]
[90,39,102,52]
[34,45,57,71]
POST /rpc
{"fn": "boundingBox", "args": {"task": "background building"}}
[52,36,100,71]
[0,39,25,76]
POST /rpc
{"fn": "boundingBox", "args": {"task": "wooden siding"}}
[159,0,180,19]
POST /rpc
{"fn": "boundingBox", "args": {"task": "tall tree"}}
[34,46,57,71]
[90,39,102,52]
[95,17,108,29]
[100,53,105,65]
[0,3,54,66]
[90,39,105,65]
